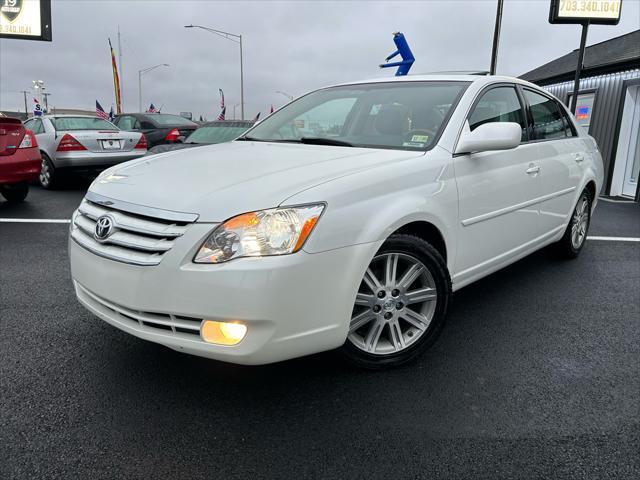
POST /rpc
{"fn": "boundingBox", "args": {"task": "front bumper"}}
[69,224,377,365]
[54,150,146,169]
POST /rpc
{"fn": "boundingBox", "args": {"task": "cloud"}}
[1,0,638,119]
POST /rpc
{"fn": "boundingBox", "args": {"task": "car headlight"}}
[194,204,325,263]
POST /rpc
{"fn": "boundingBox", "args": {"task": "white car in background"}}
[23,115,147,189]
[69,74,603,368]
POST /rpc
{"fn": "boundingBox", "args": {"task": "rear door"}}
[522,88,583,236]
[454,84,540,281]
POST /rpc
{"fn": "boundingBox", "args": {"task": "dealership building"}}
[520,29,640,201]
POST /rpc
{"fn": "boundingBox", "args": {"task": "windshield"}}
[243,81,469,150]
[147,114,198,126]
[51,117,118,131]
[186,125,252,144]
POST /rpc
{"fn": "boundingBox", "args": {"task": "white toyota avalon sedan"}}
[69,74,603,368]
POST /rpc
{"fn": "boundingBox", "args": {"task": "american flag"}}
[147,103,157,113]
[96,101,109,120]
[217,106,226,121]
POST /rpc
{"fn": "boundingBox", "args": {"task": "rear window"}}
[146,114,197,127]
[51,117,117,131]
[187,125,250,144]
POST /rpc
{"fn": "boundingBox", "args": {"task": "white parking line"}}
[598,197,636,204]
[587,236,640,242]
[0,218,71,224]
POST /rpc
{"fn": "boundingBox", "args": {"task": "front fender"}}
[283,149,458,270]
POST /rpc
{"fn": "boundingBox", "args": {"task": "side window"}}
[117,116,136,130]
[139,120,153,129]
[557,102,578,137]
[468,86,527,141]
[27,119,44,134]
[524,89,566,140]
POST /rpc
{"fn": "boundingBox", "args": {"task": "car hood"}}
[90,141,424,222]
[146,143,204,155]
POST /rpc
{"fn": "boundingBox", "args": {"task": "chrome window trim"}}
[85,191,199,223]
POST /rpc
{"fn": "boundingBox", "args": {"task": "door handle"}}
[526,165,540,175]
[573,153,585,163]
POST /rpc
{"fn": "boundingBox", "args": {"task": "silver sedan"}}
[23,115,147,189]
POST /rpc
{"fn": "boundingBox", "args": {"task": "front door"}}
[453,85,540,285]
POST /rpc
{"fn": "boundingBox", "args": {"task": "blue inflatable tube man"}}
[379,32,415,77]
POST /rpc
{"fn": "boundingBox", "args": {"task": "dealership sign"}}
[549,0,622,25]
[0,0,51,41]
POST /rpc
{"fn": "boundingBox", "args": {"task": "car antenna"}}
[379,32,415,76]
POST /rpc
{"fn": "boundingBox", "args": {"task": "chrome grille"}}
[71,194,196,266]
[76,282,203,338]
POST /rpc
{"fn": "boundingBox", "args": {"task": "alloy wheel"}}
[39,158,51,187]
[348,252,437,355]
[571,194,589,249]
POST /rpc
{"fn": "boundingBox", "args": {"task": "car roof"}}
[329,73,541,90]
[42,114,103,118]
[202,121,254,127]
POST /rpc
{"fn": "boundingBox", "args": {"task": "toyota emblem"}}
[94,215,114,241]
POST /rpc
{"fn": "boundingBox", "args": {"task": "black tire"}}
[555,188,593,259]
[39,153,58,189]
[0,181,29,203]
[341,234,452,369]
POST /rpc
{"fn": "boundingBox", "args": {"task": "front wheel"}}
[556,188,593,259]
[341,234,451,369]
[0,182,29,203]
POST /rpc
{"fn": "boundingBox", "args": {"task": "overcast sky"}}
[1,0,638,119]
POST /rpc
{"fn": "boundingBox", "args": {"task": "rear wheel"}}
[39,153,58,189]
[341,234,451,369]
[0,182,29,203]
[556,188,592,259]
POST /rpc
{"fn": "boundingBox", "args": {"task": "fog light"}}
[200,320,247,345]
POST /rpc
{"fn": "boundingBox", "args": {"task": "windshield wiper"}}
[236,135,269,142]
[236,136,353,147]
[299,137,353,147]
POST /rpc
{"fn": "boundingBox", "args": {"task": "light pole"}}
[275,90,293,101]
[185,24,244,120]
[138,64,169,112]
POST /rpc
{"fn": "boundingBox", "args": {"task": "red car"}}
[0,117,41,203]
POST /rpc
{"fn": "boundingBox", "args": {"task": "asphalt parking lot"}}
[1,186,639,480]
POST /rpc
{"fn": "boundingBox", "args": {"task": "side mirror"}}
[455,121,521,155]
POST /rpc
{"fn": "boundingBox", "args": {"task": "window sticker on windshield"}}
[294,119,305,128]
[402,141,425,148]
[411,134,429,143]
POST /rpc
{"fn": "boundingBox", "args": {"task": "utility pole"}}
[490,0,504,75]
[118,25,124,110]
[42,92,51,112]
[20,90,28,116]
